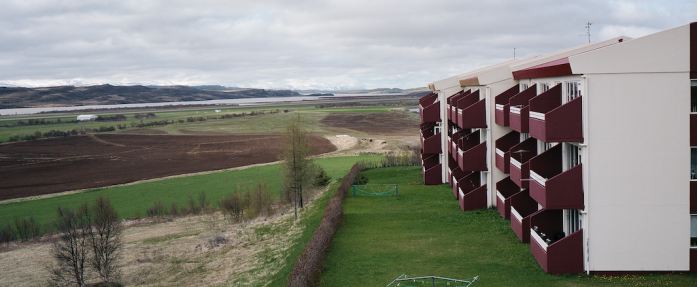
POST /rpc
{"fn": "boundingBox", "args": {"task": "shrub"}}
[220,193,244,223]
[314,167,331,187]
[288,162,365,287]
[145,200,166,217]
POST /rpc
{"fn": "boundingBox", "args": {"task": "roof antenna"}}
[580,22,593,43]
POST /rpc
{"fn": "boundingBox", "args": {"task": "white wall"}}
[585,72,690,271]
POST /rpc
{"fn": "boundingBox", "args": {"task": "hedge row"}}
[287,162,367,287]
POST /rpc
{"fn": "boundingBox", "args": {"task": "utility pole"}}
[580,21,593,43]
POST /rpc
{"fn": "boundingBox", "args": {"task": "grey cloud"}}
[0,0,694,89]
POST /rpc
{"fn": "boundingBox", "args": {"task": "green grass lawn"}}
[319,166,696,287]
[0,155,381,229]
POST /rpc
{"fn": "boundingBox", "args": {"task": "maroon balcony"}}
[530,209,584,274]
[494,84,520,127]
[457,130,487,172]
[420,124,442,155]
[495,131,520,174]
[451,129,468,161]
[529,144,584,210]
[447,156,458,187]
[691,114,696,146]
[419,92,441,123]
[529,84,584,143]
[509,137,537,188]
[691,181,696,214]
[510,189,539,243]
[450,90,470,123]
[509,84,537,133]
[456,90,481,129]
[459,92,487,128]
[451,167,468,199]
[421,153,442,185]
[496,177,520,220]
[457,172,487,211]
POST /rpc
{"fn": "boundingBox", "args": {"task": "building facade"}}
[419,23,697,274]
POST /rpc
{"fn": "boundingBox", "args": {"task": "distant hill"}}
[294,87,430,95]
[0,84,301,109]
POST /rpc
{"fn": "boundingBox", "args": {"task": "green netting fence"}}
[351,184,398,197]
[387,274,478,287]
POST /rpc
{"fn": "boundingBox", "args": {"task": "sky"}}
[0,0,695,90]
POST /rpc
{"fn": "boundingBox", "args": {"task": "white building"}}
[76,115,98,121]
[419,22,696,274]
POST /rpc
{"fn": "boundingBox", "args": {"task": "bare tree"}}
[90,195,122,283]
[49,203,92,286]
[279,113,315,220]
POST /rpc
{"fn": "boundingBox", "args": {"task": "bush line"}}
[288,162,368,287]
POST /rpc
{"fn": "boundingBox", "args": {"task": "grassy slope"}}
[319,166,696,287]
[0,155,381,228]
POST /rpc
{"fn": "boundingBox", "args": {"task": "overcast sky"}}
[0,0,695,90]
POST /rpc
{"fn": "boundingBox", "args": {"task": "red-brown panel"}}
[460,184,487,211]
[513,58,573,80]
[461,98,487,129]
[496,177,520,220]
[691,181,696,214]
[690,114,696,146]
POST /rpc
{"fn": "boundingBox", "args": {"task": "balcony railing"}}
[495,131,521,174]
[691,114,696,146]
[530,209,584,274]
[420,130,442,155]
[451,167,468,198]
[457,130,487,172]
[421,153,442,185]
[450,90,470,123]
[456,91,481,129]
[529,84,583,143]
[496,177,520,220]
[458,92,487,129]
[457,172,487,211]
[419,92,441,123]
[509,137,537,188]
[509,189,539,243]
[451,129,468,161]
[494,84,520,127]
[509,84,537,133]
[528,144,584,209]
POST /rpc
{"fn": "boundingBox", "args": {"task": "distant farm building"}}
[77,115,98,121]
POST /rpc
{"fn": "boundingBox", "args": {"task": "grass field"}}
[0,155,381,229]
[319,166,696,287]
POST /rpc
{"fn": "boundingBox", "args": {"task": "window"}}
[565,81,582,102]
[539,83,551,94]
[691,80,696,113]
[566,209,582,235]
[566,143,581,170]
[691,147,696,179]
[521,83,529,91]
[538,140,555,153]
[521,133,530,141]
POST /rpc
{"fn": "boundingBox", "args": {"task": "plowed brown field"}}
[0,134,335,200]
[320,113,419,136]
